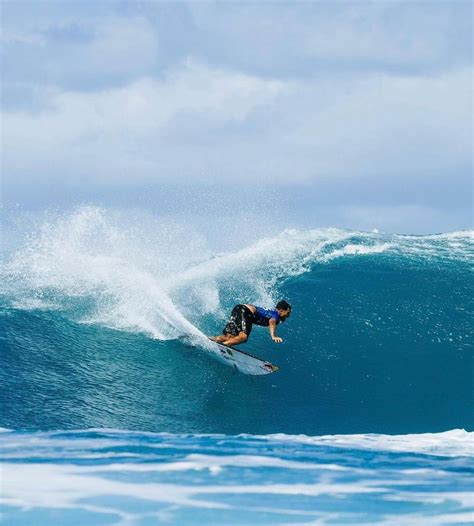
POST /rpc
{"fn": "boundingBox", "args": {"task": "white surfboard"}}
[179,336,279,375]
[211,341,279,375]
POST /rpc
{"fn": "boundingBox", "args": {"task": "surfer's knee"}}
[239,332,248,342]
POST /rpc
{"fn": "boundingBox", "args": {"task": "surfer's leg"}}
[210,335,228,343]
[222,306,253,346]
[211,305,250,345]
[210,307,240,342]
[222,331,248,347]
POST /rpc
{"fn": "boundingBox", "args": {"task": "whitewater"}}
[1,206,473,525]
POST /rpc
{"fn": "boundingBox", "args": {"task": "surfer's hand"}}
[272,336,283,344]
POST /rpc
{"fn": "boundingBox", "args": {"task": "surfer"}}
[210,301,292,347]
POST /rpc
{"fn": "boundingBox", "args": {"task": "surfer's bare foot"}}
[210,335,226,343]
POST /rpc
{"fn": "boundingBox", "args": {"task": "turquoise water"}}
[1,207,472,524]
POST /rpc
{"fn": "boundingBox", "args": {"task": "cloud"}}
[1,1,471,232]
[2,1,471,97]
[1,60,284,181]
[188,2,472,77]
[275,67,472,180]
[2,59,471,189]
[1,15,160,96]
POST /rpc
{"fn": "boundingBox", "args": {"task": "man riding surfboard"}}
[210,300,292,347]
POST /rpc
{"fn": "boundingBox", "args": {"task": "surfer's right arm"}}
[269,318,283,343]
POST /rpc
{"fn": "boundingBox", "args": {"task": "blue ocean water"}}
[1,428,473,525]
[1,207,473,524]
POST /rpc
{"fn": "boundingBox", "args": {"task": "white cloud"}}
[276,67,472,180]
[75,16,160,79]
[1,2,471,232]
[189,2,472,75]
[2,60,284,180]
[2,62,471,187]
[1,15,160,90]
[301,6,452,67]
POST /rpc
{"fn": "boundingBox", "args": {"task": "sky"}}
[1,0,472,234]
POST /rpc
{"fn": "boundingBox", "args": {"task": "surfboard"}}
[211,341,279,375]
[178,336,279,375]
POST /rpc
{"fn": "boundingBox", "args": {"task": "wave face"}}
[1,428,473,526]
[1,206,473,435]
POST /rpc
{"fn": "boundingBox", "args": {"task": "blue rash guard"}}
[252,306,280,326]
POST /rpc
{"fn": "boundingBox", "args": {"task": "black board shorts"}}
[223,304,254,337]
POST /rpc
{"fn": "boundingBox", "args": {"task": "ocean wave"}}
[264,428,473,458]
[2,427,472,458]
[1,206,472,439]
[1,206,472,343]
[1,429,472,526]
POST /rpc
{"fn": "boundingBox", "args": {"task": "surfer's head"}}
[276,300,292,322]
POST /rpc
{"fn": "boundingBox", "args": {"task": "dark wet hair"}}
[276,300,291,311]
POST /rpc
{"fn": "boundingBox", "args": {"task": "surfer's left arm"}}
[269,319,283,344]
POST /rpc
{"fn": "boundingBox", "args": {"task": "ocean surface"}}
[1,206,473,524]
